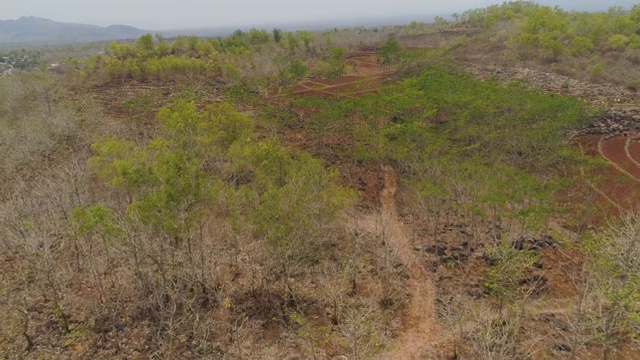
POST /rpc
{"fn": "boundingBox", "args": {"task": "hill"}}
[0,16,146,44]
[4,2,640,359]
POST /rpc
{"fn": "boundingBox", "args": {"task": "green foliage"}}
[287,59,308,83]
[272,28,283,43]
[91,26,313,83]
[156,39,170,57]
[484,240,539,305]
[316,47,346,79]
[629,34,640,50]
[89,99,352,249]
[460,1,540,26]
[520,6,567,35]
[122,94,154,116]
[171,35,188,53]
[286,32,300,51]
[518,6,567,59]
[100,52,220,82]
[456,1,640,66]
[234,142,354,266]
[69,205,123,241]
[90,137,149,194]
[186,35,200,51]
[89,101,250,239]
[136,33,155,57]
[88,2,640,87]
[570,36,594,56]
[224,82,260,107]
[247,28,271,45]
[311,64,592,243]
[298,30,314,51]
[330,47,345,60]
[608,34,630,51]
[591,62,604,78]
[378,36,400,64]
[109,41,136,59]
[350,65,589,166]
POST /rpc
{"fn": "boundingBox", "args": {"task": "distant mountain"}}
[0,16,146,44]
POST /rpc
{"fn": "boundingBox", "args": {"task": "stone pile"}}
[582,108,640,137]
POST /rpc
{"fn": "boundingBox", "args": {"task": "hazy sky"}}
[1,0,637,30]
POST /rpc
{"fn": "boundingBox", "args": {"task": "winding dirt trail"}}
[625,136,640,170]
[375,165,443,360]
[594,136,640,213]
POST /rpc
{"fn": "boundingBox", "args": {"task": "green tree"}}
[89,101,252,240]
[287,59,308,83]
[286,32,300,51]
[136,33,155,58]
[232,140,354,281]
[155,33,170,57]
[247,28,271,45]
[171,35,188,54]
[186,35,200,51]
[608,34,630,51]
[484,240,539,314]
[272,28,283,43]
[519,6,567,59]
[379,36,400,65]
[570,36,594,56]
[298,30,314,51]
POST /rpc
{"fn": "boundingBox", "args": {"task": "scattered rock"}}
[426,244,447,256]
[511,235,557,251]
[552,343,572,353]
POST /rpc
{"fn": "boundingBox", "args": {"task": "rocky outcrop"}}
[584,108,640,137]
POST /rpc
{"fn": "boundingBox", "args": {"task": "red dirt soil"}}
[271,52,391,100]
[626,136,640,166]
[324,77,384,95]
[601,136,640,180]
[309,76,363,86]
[579,134,640,216]
[294,89,335,98]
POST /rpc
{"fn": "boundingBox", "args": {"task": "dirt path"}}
[375,165,444,360]
[625,136,640,170]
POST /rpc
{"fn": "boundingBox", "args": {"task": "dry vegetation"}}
[3,1,640,359]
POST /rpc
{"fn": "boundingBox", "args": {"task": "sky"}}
[1,0,638,30]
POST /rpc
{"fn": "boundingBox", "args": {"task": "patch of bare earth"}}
[598,136,640,211]
[271,52,392,99]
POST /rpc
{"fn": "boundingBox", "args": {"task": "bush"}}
[379,37,400,64]
[288,59,308,83]
[570,36,594,56]
[608,34,630,51]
